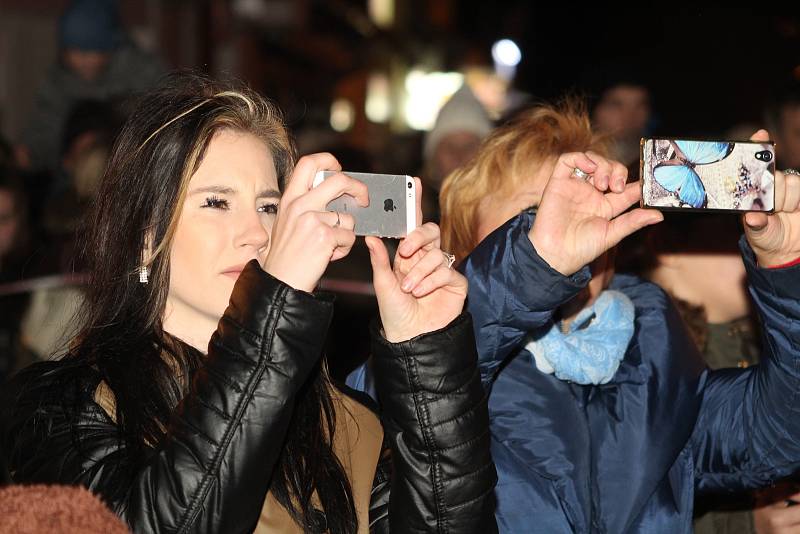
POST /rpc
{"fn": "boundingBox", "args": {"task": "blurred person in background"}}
[2,100,122,366]
[422,81,493,222]
[15,0,165,176]
[766,81,800,172]
[0,167,40,383]
[42,99,122,257]
[590,69,653,168]
[617,214,757,369]
[0,170,30,279]
[47,99,121,211]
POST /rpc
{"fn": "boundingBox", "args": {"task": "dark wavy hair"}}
[66,72,355,533]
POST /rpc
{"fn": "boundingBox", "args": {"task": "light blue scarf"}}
[524,290,635,385]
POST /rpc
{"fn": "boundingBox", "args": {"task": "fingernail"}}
[401,278,414,292]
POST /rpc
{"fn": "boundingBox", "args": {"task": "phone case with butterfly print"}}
[640,138,775,212]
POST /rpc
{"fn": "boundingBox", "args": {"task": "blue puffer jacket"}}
[458,211,800,533]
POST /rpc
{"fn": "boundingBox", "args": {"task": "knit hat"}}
[58,0,121,52]
[0,485,130,534]
[423,83,492,161]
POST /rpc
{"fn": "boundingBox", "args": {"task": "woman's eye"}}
[202,196,229,209]
[258,203,279,215]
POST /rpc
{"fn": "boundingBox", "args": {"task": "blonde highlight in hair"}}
[136,98,212,153]
[440,98,609,262]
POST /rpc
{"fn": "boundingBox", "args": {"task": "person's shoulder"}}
[2,358,109,451]
[112,43,161,64]
[334,380,380,417]
[108,43,167,83]
[33,62,76,99]
[3,358,100,422]
[332,381,385,458]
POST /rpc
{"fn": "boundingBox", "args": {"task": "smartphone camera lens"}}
[407,181,412,189]
[755,150,773,162]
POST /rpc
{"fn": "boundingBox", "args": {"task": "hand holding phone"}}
[367,223,467,342]
[264,154,366,292]
[640,138,775,212]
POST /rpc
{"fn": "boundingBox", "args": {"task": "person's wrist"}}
[760,254,800,269]
[381,329,406,343]
[529,231,573,276]
[381,317,455,343]
[263,263,316,293]
[752,244,800,269]
[381,322,416,343]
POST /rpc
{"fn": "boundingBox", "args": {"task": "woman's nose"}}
[235,211,270,252]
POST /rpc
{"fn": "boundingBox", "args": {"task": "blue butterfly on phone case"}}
[653,140,734,208]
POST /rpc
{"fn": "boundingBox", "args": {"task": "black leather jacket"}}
[1,262,497,533]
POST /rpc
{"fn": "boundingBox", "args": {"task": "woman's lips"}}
[221,267,244,279]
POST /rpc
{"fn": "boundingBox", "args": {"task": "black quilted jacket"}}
[1,261,497,533]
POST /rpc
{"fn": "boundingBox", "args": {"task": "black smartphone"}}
[640,138,775,212]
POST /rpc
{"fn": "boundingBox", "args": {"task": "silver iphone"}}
[313,171,417,238]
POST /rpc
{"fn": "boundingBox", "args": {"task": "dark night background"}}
[3,3,799,147]
[460,5,799,136]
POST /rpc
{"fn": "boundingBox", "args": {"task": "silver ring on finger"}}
[332,210,341,228]
[572,168,591,181]
[784,168,800,176]
[442,251,456,269]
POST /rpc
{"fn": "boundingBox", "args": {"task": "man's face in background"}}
[63,49,111,82]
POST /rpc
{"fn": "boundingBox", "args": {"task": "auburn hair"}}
[440,98,610,262]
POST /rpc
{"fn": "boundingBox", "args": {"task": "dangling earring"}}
[139,235,153,284]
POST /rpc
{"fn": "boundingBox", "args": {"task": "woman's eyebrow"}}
[189,185,236,195]
[188,185,280,199]
[256,188,281,199]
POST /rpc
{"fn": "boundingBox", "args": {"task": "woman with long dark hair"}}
[1,74,496,533]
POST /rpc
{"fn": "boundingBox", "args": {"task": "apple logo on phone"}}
[383,199,395,212]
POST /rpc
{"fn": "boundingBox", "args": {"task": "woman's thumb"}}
[366,236,394,290]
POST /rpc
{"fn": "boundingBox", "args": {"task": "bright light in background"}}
[330,98,354,132]
[366,73,391,123]
[492,39,521,82]
[492,39,521,67]
[368,0,394,28]
[403,70,464,131]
